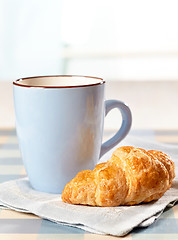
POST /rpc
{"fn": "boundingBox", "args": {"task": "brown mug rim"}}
[13,75,105,88]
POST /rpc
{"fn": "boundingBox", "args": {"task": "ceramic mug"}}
[13,75,132,193]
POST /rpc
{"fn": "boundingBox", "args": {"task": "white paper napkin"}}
[0,136,177,236]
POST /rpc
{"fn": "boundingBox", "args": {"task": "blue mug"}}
[13,75,132,193]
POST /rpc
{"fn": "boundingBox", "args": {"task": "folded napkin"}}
[0,136,177,237]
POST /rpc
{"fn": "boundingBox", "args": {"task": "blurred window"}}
[0,0,178,81]
[61,0,178,81]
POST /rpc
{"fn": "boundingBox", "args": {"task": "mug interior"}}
[13,75,104,88]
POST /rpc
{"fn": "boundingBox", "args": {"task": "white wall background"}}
[0,0,62,80]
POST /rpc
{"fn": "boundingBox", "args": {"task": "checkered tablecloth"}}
[0,128,177,240]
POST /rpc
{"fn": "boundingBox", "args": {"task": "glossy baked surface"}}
[62,146,175,207]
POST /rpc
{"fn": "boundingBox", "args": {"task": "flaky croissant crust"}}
[61,146,175,207]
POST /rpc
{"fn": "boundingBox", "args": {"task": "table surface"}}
[0,128,177,240]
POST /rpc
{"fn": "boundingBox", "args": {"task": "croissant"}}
[61,146,175,207]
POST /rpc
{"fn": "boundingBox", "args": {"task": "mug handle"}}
[100,99,132,158]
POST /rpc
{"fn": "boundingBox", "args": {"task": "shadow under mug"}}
[13,75,132,193]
